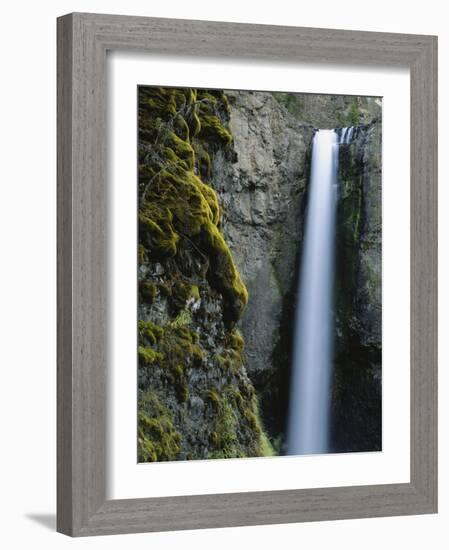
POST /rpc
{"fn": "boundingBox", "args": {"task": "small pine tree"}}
[348,101,360,125]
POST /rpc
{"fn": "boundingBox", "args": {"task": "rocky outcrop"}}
[331,123,382,452]
[273,92,381,128]
[211,91,314,437]
[137,87,273,461]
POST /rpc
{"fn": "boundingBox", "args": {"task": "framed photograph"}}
[57,12,437,536]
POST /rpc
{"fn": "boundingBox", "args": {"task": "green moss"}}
[220,357,238,375]
[190,285,200,300]
[227,329,244,352]
[140,281,158,302]
[138,320,164,345]
[138,320,204,378]
[188,109,202,138]
[178,384,189,402]
[239,380,255,400]
[166,362,189,402]
[202,223,248,324]
[244,409,261,433]
[198,114,232,145]
[138,244,147,264]
[207,388,221,412]
[173,113,190,142]
[142,169,216,237]
[223,385,244,411]
[206,385,275,459]
[247,396,275,457]
[207,393,243,459]
[171,309,192,327]
[220,91,231,116]
[209,431,220,446]
[140,166,247,321]
[138,390,181,462]
[258,431,275,457]
[170,280,201,312]
[158,282,172,297]
[173,364,184,378]
[139,204,179,260]
[138,320,202,403]
[139,320,203,383]
[138,345,163,365]
[166,132,195,170]
[215,330,246,375]
[138,86,247,325]
[198,90,231,124]
[215,354,230,371]
[192,139,212,179]
[163,325,203,363]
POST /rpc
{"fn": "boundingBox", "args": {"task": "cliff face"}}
[332,123,382,451]
[273,92,381,128]
[137,87,273,462]
[211,91,313,436]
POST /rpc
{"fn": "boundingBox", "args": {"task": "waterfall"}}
[286,129,339,456]
[340,126,354,144]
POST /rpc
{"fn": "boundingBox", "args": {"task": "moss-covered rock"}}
[137,86,272,461]
[138,87,247,324]
[138,390,181,462]
[207,386,274,459]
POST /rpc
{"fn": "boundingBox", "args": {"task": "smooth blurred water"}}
[287,129,338,455]
[340,126,354,144]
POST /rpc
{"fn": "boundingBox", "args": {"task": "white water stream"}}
[286,128,344,455]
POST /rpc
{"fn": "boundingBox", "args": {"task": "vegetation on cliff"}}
[138,86,273,462]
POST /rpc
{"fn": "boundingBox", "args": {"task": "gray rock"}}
[215,91,310,389]
[332,122,382,452]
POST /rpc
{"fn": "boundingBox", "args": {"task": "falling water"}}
[286,129,340,456]
[340,126,354,144]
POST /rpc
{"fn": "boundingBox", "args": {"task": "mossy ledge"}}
[137,86,272,462]
[139,87,247,324]
[138,390,181,462]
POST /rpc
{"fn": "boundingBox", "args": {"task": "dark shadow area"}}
[330,130,382,453]
[25,513,56,531]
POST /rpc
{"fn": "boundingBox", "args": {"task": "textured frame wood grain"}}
[57,12,438,537]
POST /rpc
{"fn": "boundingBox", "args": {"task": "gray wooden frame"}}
[57,12,438,537]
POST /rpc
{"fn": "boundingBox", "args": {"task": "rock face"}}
[331,123,382,452]
[273,92,381,128]
[137,87,273,462]
[211,90,313,437]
